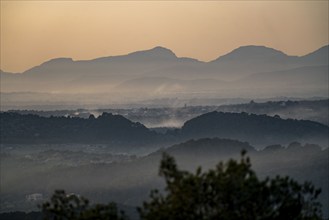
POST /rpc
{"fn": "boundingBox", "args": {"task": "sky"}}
[1,1,328,73]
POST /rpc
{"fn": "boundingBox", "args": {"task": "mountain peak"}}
[44,57,74,64]
[213,45,288,62]
[126,46,177,60]
[151,46,173,52]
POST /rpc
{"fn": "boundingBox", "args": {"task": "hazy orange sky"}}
[1,1,328,73]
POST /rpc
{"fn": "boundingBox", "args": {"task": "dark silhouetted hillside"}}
[0,112,159,146]
[1,111,328,148]
[179,111,329,147]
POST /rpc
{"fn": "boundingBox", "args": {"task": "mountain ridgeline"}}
[1,111,328,149]
[1,45,328,103]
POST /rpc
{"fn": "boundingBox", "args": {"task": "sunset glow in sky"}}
[1,1,328,73]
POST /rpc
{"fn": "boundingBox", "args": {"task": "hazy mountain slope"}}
[300,45,329,65]
[115,65,328,97]
[206,45,328,80]
[14,47,204,93]
[227,65,329,97]
[236,65,328,86]
[1,45,327,95]
[115,76,225,94]
[0,70,17,75]
[0,71,31,93]
[208,45,298,79]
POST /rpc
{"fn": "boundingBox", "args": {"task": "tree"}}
[40,190,127,220]
[138,151,322,220]
[41,152,322,220]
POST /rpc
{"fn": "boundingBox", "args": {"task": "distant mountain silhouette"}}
[211,45,291,62]
[236,65,328,88]
[212,45,328,64]
[1,45,327,98]
[1,70,8,75]
[300,45,329,64]
[206,45,328,80]
[115,46,177,61]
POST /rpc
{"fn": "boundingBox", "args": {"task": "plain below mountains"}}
[1,111,328,151]
[1,45,328,99]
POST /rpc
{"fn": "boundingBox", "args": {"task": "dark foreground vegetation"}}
[1,153,323,220]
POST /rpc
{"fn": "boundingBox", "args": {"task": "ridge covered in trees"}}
[0,112,158,145]
[1,111,328,148]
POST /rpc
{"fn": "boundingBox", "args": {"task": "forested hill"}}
[1,111,328,148]
[179,111,329,147]
[0,112,159,145]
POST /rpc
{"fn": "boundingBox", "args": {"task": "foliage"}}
[138,151,322,220]
[40,152,323,220]
[40,190,127,220]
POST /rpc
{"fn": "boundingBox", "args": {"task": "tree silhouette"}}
[40,190,127,220]
[138,151,322,220]
[41,152,322,220]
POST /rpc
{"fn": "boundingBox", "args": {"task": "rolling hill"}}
[1,111,328,150]
[179,111,329,147]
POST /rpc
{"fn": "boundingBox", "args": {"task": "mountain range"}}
[1,45,328,99]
